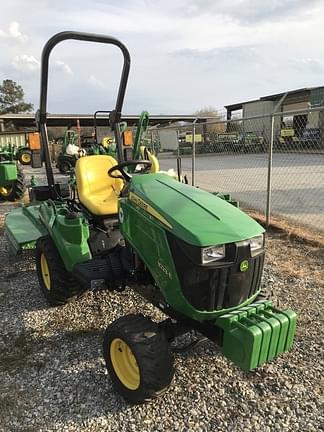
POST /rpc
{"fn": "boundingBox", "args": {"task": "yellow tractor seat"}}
[75,155,123,216]
[140,146,160,173]
[139,146,181,181]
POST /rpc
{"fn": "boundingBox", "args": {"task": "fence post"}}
[177,129,180,157]
[192,119,198,186]
[265,92,287,228]
[266,115,274,227]
[150,131,154,153]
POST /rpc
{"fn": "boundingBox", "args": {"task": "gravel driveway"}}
[0,200,323,431]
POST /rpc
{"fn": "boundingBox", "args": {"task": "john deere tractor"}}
[0,143,26,201]
[0,130,35,166]
[5,32,297,404]
[56,129,81,174]
[56,112,118,174]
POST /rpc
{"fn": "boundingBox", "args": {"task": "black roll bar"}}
[93,110,111,144]
[36,31,131,192]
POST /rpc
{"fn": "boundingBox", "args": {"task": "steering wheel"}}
[108,160,152,182]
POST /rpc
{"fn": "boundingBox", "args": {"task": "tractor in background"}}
[0,130,40,165]
[0,143,26,201]
[56,129,84,174]
[216,131,264,153]
[56,112,121,174]
[0,131,42,201]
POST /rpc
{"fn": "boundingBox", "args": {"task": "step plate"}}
[215,300,297,371]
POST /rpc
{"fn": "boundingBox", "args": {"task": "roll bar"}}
[36,31,131,191]
[93,110,111,144]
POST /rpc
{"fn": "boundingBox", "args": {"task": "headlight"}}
[201,245,225,264]
[249,235,264,257]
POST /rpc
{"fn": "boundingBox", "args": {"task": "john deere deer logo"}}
[240,260,249,272]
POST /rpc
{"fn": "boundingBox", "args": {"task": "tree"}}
[194,106,225,135]
[195,106,223,119]
[0,79,33,115]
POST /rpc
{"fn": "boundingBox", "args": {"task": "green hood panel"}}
[130,173,264,246]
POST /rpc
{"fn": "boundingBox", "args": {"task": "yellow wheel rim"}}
[110,338,140,390]
[21,153,31,163]
[0,185,13,197]
[40,253,51,290]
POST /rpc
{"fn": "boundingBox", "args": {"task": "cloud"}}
[12,54,40,71]
[289,58,324,75]
[11,55,73,76]
[53,60,73,76]
[179,0,322,24]
[1,0,324,114]
[0,21,27,43]
[173,45,258,63]
[89,75,106,89]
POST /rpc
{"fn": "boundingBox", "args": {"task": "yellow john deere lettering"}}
[129,192,172,229]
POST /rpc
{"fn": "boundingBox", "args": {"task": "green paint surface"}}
[130,173,264,246]
[0,162,17,183]
[5,201,91,271]
[120,173,265,320]
[215,300,297,371]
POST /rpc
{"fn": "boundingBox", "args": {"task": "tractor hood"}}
[130,173,264,247]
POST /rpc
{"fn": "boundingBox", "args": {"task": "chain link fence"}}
[148,107,324,233]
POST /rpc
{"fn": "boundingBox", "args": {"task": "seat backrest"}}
[75,154,123,203]
[140,146,160,173]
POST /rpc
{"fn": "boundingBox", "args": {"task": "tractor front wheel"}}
[35,236,82,306]
[103,314,174,403]
[18,150,32,165]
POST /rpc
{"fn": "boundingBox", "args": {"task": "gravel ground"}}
[0,183,323,431]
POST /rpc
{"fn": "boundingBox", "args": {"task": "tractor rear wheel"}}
[0,168,26,201]
[57,156,74,174]
[35,236,82,306]
[18,150,32,165]
[103,314,174,404]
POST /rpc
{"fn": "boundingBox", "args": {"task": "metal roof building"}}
[0,113,214,130]
[224,86,324,119]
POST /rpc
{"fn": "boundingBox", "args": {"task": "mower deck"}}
[5,204,46,252]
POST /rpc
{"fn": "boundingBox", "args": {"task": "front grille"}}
[167,234,264,312]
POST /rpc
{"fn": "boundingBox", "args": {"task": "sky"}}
[1,0,324,115]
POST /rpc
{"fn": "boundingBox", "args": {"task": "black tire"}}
[0,167,26,201]
[57,155,74,175]
[58,160,73,175]
[35,236,82,306]
[18,150,32,165]
[103,314,174,404]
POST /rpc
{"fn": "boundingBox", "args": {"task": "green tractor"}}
[56,111,118,174]
[5,32,297,404]
[0,131,33,166]
[0,143,26,201]
[92,110,117,157]
[56,129,82,174]
[243,132,265,152]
